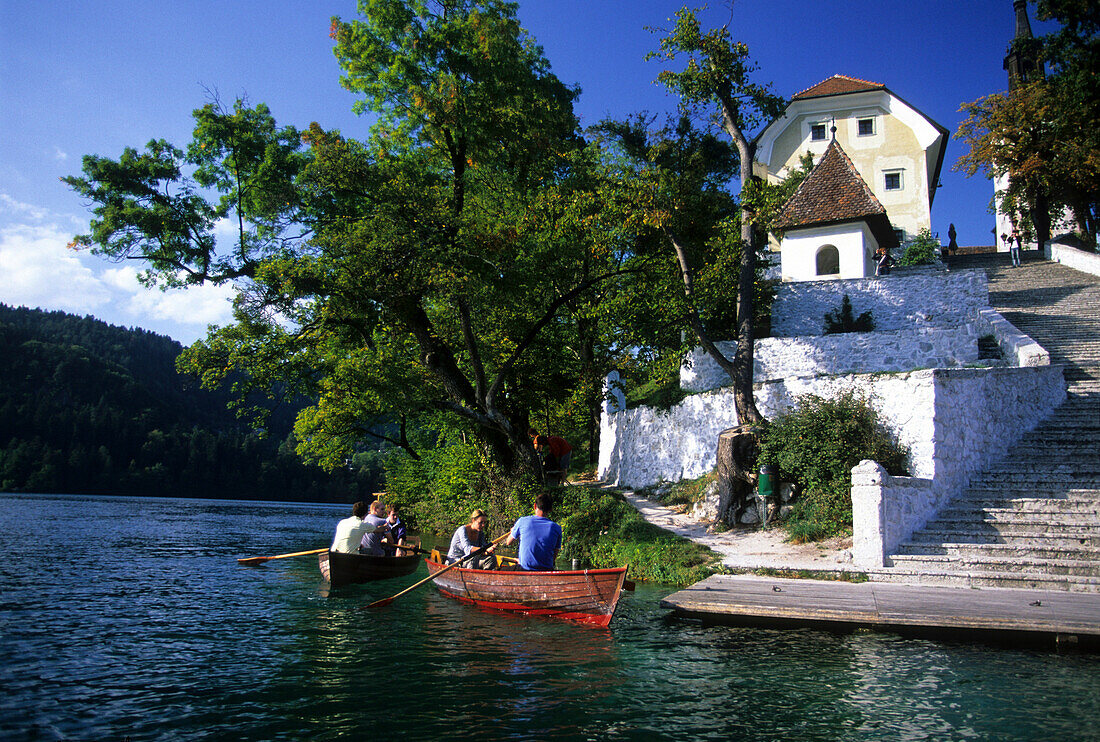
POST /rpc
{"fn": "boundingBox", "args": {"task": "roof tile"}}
[792,74,885,100]
[775,140,887,229]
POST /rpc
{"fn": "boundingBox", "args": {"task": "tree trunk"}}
[715,425,760,523]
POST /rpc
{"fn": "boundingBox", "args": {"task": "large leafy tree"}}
[955,1,1098,247]
[643,8,785,425]
[66,0,633,482]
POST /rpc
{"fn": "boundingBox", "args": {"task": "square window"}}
[858,117,875,136]
[810,123,826,141]
[884,171,903,191]
[893,229,905,244]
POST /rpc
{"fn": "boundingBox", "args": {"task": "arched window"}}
[816,245,840,275]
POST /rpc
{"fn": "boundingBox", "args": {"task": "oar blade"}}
[237,556,268,566]
[366,596,395,610]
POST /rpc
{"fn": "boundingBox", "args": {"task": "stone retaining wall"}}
[849,364,1067,567]
[600,366,1065,552]
[681,325,980,392]
[770,269,988,337]
[1047,242,1100,278]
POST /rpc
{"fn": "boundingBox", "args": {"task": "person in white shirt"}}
[330,501,378,553]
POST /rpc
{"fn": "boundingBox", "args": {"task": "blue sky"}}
[0,1,1054,344]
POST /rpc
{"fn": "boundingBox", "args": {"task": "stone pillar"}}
[597,371,625,483]
[851,459,887,568]
[603,370,625,415]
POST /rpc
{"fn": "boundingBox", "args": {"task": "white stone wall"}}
[780,221,876,281]
[600,365,1066,557]
[601,370,940,489]
[848,365,1067,568]
[1048,242,1100,278]
[681,325,980,392]
[977,309,1049,367]
[770,269,988,337]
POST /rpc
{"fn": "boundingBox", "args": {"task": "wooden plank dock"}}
[661,575,1100,649]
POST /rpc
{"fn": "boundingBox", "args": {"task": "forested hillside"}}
[0,304,383,501]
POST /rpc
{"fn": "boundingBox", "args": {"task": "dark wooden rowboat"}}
[424,559,628,627]
[319,550,421,587]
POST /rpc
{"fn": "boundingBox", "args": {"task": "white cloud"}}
[124,278,237,328]
[0,210,236,342]
[52,146,68,162]
[1,193,52,222]
[0,222,112,311]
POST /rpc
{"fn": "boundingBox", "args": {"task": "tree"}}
[644,7,786,425]
[66,0,633,484]
[955,1,1099,248]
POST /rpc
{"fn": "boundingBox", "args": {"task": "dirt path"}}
[623,492,857,573]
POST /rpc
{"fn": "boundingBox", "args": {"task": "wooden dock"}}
[661,575,1100,649]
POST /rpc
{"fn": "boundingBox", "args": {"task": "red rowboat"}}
[424,559,628,627]
[319,550,421,587]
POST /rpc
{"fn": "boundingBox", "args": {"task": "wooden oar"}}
[367,533,509,609]
[237,547,328,566]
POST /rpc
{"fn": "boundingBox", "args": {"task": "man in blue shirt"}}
[505,494,562,571]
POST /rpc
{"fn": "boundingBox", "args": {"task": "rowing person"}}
[358,500,391,556]
[330,501,375,554]
[504,493,562,571]
[446,509,496,569]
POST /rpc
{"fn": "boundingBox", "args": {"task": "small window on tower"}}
[884,170,903,191]
[858,117,875,136]
[810,123,827,141]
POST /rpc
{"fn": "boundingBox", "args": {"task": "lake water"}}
[2,494,1098,741]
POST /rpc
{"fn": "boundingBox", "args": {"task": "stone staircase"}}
[877,251,1100,592]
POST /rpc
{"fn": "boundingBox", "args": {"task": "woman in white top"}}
[446,509,496,568]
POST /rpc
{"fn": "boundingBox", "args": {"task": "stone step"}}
[970,474,1100,487]
[942,499,1100,516]
[925,514,1100,532]
[895,540,1100,561]
[963,488,1100,500]
[888,553,1100,577]
[867,567,1100,592]
[910,528,1100,547]
[976,463,1100,475]
[964,486,1100,498]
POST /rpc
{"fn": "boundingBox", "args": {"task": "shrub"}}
[823,294,874,334]
[758,390,908,542]
[896,228,940,266]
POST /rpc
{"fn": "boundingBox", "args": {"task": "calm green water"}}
[2,494,1098,741]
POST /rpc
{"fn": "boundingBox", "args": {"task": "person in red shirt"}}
[531,430,572,485]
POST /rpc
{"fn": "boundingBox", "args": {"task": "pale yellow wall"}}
[758,91,937,245]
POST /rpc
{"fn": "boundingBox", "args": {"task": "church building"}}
[753,74,949,281]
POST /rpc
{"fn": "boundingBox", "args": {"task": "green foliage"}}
[823,294,875,334]
[556,485,719,585]
[67,2,647,484]
[641,470,715,508]
[758,391,908,542]
[0,305,380,500]
[896,228,940,266]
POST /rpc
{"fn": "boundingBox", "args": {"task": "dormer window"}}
[857,117,875,136]
[884,170,903,191]
[810,123,827,141]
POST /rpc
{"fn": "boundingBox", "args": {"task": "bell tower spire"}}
[1003,0,1043,90]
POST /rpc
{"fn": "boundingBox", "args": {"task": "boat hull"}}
[425,560,627,627]
[319,550,421,586]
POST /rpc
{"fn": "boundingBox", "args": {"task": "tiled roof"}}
[775,140,887,230]
[792,74,885,100]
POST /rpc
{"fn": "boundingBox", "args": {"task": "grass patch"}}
[625,377,688,410]
[556,485,721,585]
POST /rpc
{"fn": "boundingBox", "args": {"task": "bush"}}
[823,294,874,334]
[896,228,940,266]
[758,390,908,542]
